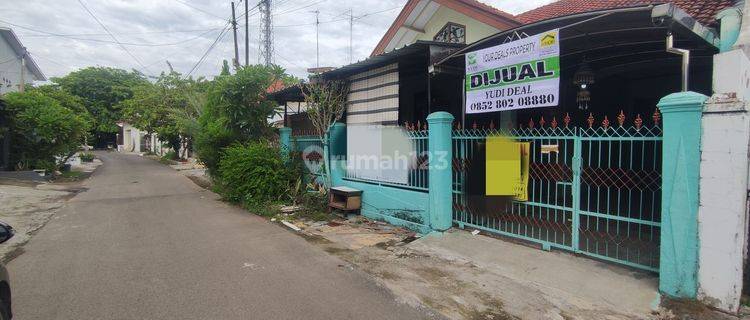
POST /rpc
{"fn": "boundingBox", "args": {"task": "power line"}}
[274,51,303,69]
[187,22,232,77]
[274,0,325,16]
[76,0,152,75]
[0,57,16,65]
[0,19,218,47]
[173,0,227,20]
[19,27,226,38]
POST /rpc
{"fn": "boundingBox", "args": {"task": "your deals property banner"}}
[465,29,560,114]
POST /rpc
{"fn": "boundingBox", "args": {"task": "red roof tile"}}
[266,80,286,94]
[515,0,736,26]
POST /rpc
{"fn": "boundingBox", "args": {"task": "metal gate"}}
[452,112,662,271]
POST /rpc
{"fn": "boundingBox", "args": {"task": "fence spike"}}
[564,113,571,127]
[423,122,427,131]
[489,120,495,130]
[551,117,558,129]
[416,120,421,131]
[635,114,643,130]
[539,116,546,127]
[457,122,462,130]
[617,110,625,127]
[602,115,610,129]
[528,117,535,129]
[587,113,595,128]
[652,108,661,126]
[472,121,478,130]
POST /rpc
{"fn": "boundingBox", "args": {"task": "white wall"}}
[697,49,750,313]
[0,36,36,95]
[118,123,177,157]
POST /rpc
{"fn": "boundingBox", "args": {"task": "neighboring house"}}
[0,28,45,95]
[116,122,175,157]
[371,0,519,56]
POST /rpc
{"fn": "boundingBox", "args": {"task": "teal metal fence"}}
[452,112,663,272]
[291,134,325,184]
[343,128,429,192]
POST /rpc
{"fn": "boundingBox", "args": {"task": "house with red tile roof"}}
[515,0,735,27]
[371,0,519,56]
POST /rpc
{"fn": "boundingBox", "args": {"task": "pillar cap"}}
[657,91,708,114]
[715,6,742,21]
[426,111,455,123]
[331,122,346,128]
[279,127,292,132]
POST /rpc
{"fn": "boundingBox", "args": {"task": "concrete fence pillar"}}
[427,111,454,231]
[657,91,708,299]
[327,123,346,186]
[279,127,292,161]
[697,95,750,313]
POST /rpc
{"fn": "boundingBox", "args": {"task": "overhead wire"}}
[20,27,226,38]
[76,0,152,75]
[0,19,221,47]
[173,0,227,20]
[186,21,232,77]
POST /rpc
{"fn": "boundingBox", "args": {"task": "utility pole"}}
[231,2,240,68]
[259,0,273,66]
[349,8,353,64]
[19,49,26,93]
[314,9,320,67]
[244,0,249,66]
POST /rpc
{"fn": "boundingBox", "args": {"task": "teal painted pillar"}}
[279,127,292,161]
[327,123,347,185]
[717,7,742,52]
[427,112,454,231]
[657,91,707,299]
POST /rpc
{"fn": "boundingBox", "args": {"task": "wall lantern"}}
[573,62,595,110]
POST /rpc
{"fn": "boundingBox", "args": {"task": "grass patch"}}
[54,171,86,182]
[79,152,95,162]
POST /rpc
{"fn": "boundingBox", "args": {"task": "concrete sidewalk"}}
[295,216,661,319]
[409,230,659,318]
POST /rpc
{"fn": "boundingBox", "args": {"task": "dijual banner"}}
[465,29,560,114]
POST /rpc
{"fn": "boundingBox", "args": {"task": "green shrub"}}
[162,150,178,161]
[217,142,289,205]
[3,91,91,171]
[194,65,281,175]
[79,152,95,162]
[245,202,283,217]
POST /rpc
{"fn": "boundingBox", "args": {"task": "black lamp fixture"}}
[573,61,595,110]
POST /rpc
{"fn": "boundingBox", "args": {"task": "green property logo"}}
[467,53,477,65]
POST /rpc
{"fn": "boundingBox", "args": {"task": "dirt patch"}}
[0,159,99,262]
[0,184,76,262]
[657,298,739,320]
[287,214,666,320]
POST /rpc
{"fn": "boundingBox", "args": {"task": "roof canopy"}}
[269,41,464,103]
[436,4,719,77]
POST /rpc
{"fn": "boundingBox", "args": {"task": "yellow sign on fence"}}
[486,136,529,200]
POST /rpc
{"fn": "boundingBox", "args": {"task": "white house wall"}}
[346,63,399,125]
[0,36,35,95]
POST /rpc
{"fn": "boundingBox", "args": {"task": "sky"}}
[0,0,555,80]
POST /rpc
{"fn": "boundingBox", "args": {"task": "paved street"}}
[7,152,429,319]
